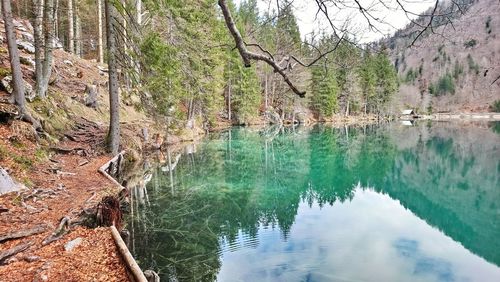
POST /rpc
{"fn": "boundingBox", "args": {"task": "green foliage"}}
[431,73,455,96]
[428,83,436,95]
[0,67,11,79]
[310,66,339,117]
[467,54,480,75]
[140,32,183,117]
[491,100,500,112]
[405,68,417,83]
[229,61,261,124]
[373,49,399,110]
[486,16,492,34]
[464,39,478,48]
[0,145,7,161]
[453,60,464,80]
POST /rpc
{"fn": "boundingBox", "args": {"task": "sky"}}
[233,0,438,43]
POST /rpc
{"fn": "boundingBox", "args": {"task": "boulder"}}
[64,238,83,252]
[17,41,35,54]
[1,76,35,102]
[84,84,98,108]
[21,32,34,43]
[0,167,25,195]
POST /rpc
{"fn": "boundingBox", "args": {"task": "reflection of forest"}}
[130,122,500,281]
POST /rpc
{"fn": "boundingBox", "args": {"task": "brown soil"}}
[0,122,129,281]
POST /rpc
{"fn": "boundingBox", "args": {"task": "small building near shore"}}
[401,109,415,116]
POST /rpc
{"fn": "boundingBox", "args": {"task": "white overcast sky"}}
[233,0,438,43]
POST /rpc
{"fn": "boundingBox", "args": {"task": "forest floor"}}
[0,121,129,281]
[0,19,165,281]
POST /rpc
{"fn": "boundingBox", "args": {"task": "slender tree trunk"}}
[3,0,25,108]
[227,82,231,121]
[40,0,55,98]
[136,0,141,25]
[264,74,268,110]
[2,0,40,129]
[75,1,81,57]
[105,0,120,154]
[121,0,130,91]
[33,0,44,97]
[97,0,103,63]
[67,0,74,53]
[54,0,59,39]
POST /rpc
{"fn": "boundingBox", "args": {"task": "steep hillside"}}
[386,0,500,113]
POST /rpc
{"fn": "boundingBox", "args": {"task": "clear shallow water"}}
[130,122,500,282]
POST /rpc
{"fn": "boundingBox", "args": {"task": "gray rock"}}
[17,41,35,54]
[0,167,25,195]
[20,56,35,69]
[84,84,98,108]
[1,76,35,102]
[64,237,83,252]
[54,40,64,49]
[1,76,13,93]
[25,82,35,102]
[21,32,34,43]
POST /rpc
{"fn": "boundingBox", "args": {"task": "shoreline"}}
[1,113,498,281]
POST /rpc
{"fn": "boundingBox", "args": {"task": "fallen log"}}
[0,225,46,243]
[0,241,33,263]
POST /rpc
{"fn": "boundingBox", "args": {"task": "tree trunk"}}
[33,0,44,97]
[136,0,141,25]
[75,1,81,57]
[105,0,120,155]
[264,74,268,110]
[2,0,40,130]
[54,0,59,39]
[97,0,103,63]
[67,0,74,53]
[2,0,25,108]
[227,82,231,121]
[40,0,55,98]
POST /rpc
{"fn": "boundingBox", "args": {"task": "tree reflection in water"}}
[129,122,500,281]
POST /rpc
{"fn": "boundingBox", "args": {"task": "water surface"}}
[130,122,500,282]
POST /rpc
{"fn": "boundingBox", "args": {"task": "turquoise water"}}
[130,122,500,282]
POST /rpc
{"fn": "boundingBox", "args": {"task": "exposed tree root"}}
[42,216,70,245]
[0,241,33,264]
[0,225,47,243]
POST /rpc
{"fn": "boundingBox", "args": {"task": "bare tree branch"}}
[218,0,306,97]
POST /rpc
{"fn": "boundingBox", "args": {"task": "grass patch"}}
[12,154,33,170]
[464,39,477,48]
[491,100,500,112]
[0,144,7,161]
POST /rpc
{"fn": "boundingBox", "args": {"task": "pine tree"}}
[310,66,338,118]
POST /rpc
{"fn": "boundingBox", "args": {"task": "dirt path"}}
[0,124,129,281]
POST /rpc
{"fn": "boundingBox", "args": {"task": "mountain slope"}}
[386,0,500,113]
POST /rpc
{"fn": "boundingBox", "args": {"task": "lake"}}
[129,122,500,282]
